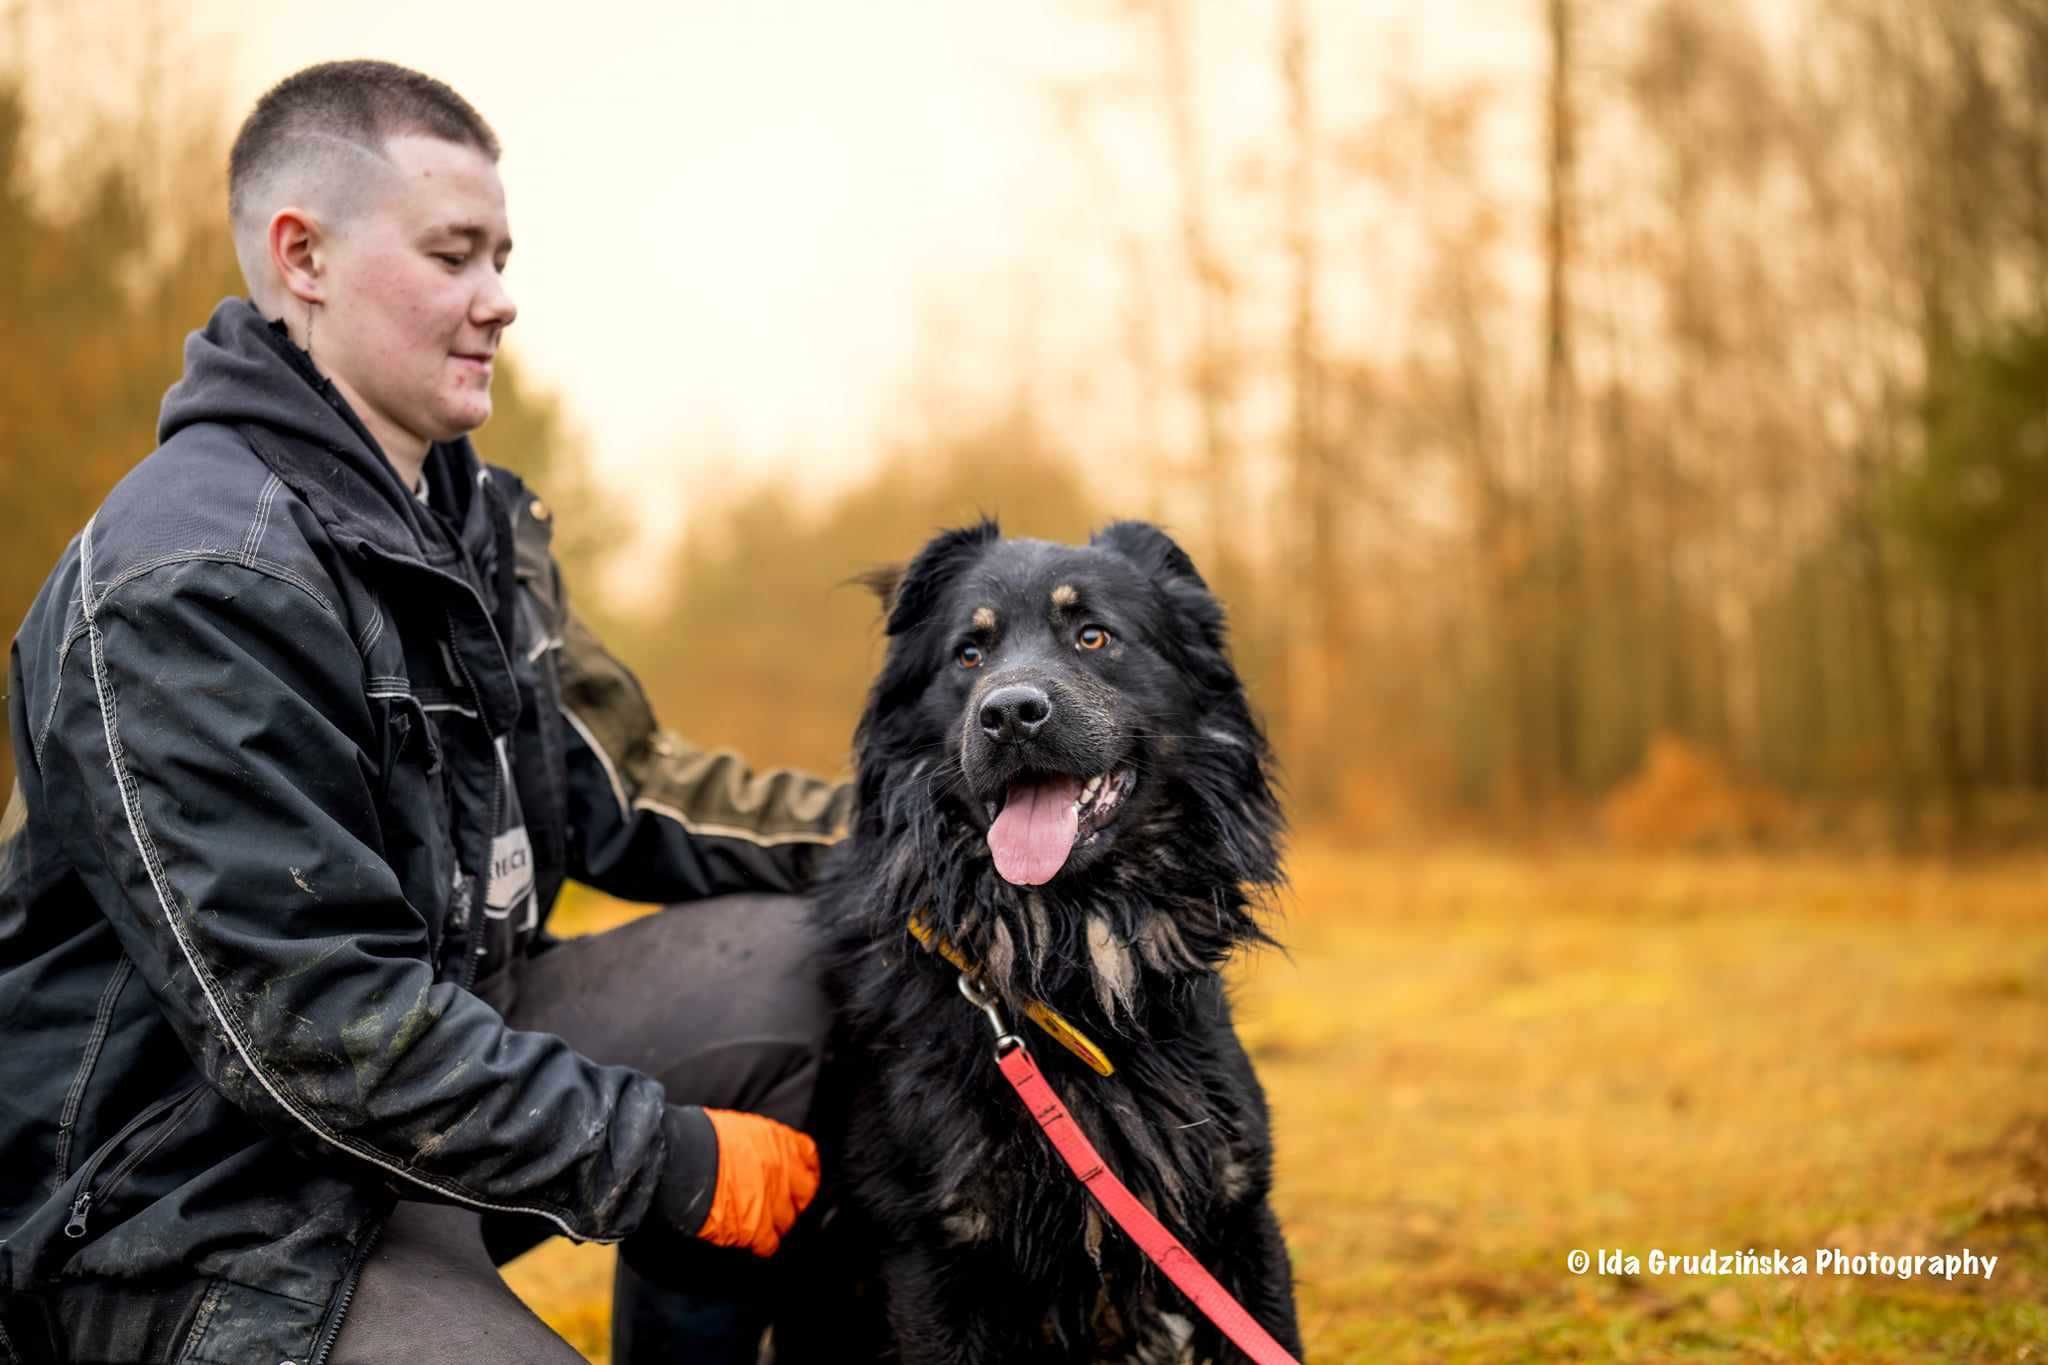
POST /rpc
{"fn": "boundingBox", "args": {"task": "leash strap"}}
[908,910,1115,1075]
[994,1044,1302,1365]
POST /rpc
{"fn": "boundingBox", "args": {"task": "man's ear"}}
[269,207,327,307]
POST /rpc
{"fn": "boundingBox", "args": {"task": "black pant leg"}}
[487,894,829,1365]
[326,1202,585,1365]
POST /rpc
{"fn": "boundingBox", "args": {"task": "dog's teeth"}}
[984,801,997,821]
[1081,774,1103,803]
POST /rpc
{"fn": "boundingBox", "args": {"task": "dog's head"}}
[842,519,1282,1003]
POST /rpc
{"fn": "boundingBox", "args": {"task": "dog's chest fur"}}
[826,920,1268,1359]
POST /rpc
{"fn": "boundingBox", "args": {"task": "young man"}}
[0,62,844,1364]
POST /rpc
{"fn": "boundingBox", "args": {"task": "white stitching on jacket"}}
[356,602,387,657]
[53,955,136,1181]
[77,514,611,1244]
[559,707,837,847]
[93,550,339,620]
[240,473,283,568]
[33,620,91,765]
[630,797,838,847]
[558,706,631,821]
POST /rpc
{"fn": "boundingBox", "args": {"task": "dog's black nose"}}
[979,684,1053,744]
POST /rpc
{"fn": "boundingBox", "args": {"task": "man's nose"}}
[474,272,517,331]
[978,684,1053,745]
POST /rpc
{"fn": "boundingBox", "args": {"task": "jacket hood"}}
[158,297,481,564]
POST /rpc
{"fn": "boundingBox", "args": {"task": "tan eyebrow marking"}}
[971,606,997,631]
[1051,584,1078,609]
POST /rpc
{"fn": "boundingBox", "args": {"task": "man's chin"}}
[432,400,492,441]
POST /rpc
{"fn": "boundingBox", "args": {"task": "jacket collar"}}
[164,300,525,732]
[163,298,489,574]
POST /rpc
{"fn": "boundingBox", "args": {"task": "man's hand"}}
[696,1108,821,1257]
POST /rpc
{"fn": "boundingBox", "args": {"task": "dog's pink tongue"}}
[987,775,1083,886]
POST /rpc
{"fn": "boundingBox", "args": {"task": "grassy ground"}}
[502,847,2048,1361]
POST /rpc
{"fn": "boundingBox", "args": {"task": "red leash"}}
[957,977,1301,1365]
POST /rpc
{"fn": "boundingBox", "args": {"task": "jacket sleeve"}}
[552,601,852,904]
[42,552,673,1243]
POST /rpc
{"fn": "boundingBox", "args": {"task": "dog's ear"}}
[854,563,905,617]
[1091,520,1210,592]
[883,518,1001,636]
[1092,520,1227,653]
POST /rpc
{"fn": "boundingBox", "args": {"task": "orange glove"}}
[695,1107,821,1258]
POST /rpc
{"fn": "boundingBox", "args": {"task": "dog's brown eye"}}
[958,644,984,669]
[1077,626,1110,651]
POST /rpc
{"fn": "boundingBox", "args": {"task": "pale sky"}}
[202,2,1109,491]
[22,0,1543,534]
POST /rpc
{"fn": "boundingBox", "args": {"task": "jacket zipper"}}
[63,1084,204,1239]
[353,539,513,988]
[307,1217,383,1365]
[442,610,500,990]
[53,955,136,1182]
[440,487,516,991]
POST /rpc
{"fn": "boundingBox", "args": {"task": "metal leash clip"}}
[956,973,1027,1058]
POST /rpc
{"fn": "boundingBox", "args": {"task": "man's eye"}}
[1077,626,1111,651]
[957,645,984,669]
[434,253,466,268]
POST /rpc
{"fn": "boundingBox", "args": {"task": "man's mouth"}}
[983,768,1136,886]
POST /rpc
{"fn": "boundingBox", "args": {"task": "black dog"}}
[772,520,1302,1365]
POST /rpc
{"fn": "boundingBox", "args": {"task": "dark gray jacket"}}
[0,299,849,1363]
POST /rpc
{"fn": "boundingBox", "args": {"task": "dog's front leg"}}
[1193,1199,1304,1363]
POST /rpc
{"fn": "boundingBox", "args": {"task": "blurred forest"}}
[5,0,2048,851]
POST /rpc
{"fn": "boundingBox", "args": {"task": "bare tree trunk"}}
[1849,454,1920,842]
[1798,569,1830,789]
[1154,0,1236,572]
[1277,0,1336,818]
[1544,0,1581,793]
[1975,585,2010,788]
[1661,8,1705,750]
[1599,380,1654,784]
[2029,541,2048,789]
[1930,588,1973,842]
[2034,8,2048,314]
[2020,12,2047,791]
[1442,249,1519,815]
[1911,13,1973,838]
[1655,441,1691,741]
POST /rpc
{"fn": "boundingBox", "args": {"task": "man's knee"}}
[331,1203,583,1364]
[510,895,831,1127]
[533,894,829,1125]
[654,893,829,1051]
[649,894,830,1127]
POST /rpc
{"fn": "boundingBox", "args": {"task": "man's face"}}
[317,134,516,457]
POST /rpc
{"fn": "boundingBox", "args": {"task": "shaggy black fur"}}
[771,520,1302,1365]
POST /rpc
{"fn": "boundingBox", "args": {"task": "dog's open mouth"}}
[983,768,1136,886]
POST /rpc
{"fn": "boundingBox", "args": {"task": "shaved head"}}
[229,60,499,310]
